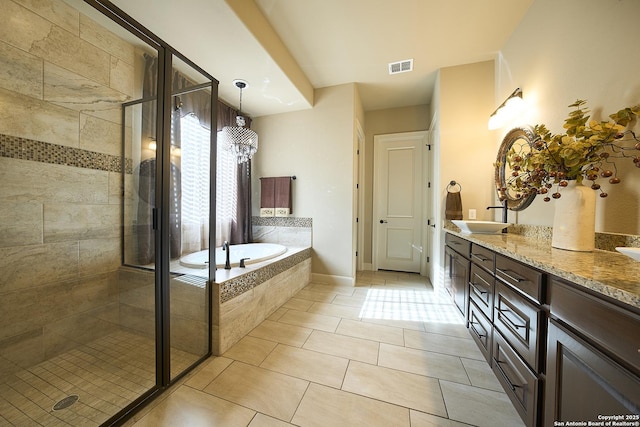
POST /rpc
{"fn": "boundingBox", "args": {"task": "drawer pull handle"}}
[472,254,490,262]
[496,360,523,391]
[469,321,486,339]
[498,308,526,330]
[497,268,526,283]
[470,283,488,295]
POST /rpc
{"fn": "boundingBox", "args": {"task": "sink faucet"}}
[222,241,231,269]
[486,200,509,233]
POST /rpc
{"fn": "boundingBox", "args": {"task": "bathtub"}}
[179,243,287,269]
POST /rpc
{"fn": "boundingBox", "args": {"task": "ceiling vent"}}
[388,59,413,75]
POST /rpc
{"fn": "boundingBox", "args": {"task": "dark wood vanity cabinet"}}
[468,298,493,362]
[545,278,640,425]
[492,255,545,427]
[493,329,540,426]
[445,231,640,427]
[444,233,471,319]
[468,244,496,363]
[447,233,545,427]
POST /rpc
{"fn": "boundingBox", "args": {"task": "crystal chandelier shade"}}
[221,80,258,164]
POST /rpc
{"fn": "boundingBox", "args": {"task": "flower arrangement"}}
[506,100,640,201]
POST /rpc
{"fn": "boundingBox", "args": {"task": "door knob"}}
[380,219,388,223]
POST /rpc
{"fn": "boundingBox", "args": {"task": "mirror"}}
[494,126,538,211]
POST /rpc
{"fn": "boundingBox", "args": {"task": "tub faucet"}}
[486,200,509,233]
[222,241,231,269]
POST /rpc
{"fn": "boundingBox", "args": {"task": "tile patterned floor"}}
[125,271,525,427]
[0,331,197,426]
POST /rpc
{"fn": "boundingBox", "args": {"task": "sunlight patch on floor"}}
[358,289,464,324]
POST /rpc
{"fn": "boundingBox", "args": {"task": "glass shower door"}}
[167,57,214,380]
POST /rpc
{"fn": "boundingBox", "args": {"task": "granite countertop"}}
[445,227,640,310]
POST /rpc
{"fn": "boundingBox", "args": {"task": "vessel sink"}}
[615,247,640,262]
[452,220,510,234]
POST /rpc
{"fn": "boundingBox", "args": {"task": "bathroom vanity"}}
[443,228,640,427]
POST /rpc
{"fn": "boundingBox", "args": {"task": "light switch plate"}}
[468,209,477,219]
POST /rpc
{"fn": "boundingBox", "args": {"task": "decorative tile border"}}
[0,133,133,174]
[252,216,312,228]
[218,247,311,303]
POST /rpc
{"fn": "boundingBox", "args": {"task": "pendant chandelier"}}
[221,79,258,164]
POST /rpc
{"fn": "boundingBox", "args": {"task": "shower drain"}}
[52,395,79,411]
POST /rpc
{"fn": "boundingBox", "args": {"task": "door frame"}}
[356,121,365,272]
[372,131,429,273]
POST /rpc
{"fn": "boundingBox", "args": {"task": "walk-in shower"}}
[0,0,216,425]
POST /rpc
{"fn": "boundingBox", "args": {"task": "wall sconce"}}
[488,88,524,130]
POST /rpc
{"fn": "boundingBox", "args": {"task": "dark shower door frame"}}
[85,0,218,425]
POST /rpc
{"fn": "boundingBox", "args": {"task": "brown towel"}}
[274,176,292,214]
[260,177,275,208]
[445,191,463,220]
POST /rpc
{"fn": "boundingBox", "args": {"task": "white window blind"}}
[179,113,237,249]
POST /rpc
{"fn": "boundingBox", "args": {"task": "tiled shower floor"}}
[0,331,197,426]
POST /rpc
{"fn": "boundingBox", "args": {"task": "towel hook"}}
[447,180,462,192]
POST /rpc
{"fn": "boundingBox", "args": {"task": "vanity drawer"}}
[494,281,544,372]
[469,264,494,320]
[470,243,495,273]
[493,330,540,427]
[468,300,493,363]
[495,254,543,304]
[549,277,640,374]
[445,233,471,258]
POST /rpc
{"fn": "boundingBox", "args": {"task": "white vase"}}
[551,180,596,252]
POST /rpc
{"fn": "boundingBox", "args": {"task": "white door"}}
[374,132,426,273]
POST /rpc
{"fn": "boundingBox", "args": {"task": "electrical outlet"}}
[468,209,477,219]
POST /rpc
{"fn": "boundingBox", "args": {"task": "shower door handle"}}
[152,208,158,230]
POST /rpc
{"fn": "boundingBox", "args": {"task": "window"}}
[179,113,237,251]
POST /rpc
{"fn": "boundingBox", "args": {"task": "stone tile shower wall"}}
[0,0,136,374]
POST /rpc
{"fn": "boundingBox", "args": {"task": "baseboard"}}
[311,273,355,287]
[360,263,374,271]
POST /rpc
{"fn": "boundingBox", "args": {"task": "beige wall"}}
[432,60,495,287]
[495,0,640,235]
[439,61,496,221]
[252,84,357,282]
[362,105,431,265]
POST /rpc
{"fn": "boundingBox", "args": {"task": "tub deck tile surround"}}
[445,223,640,308]
[217,247,312,303]
[213,250,312,355]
